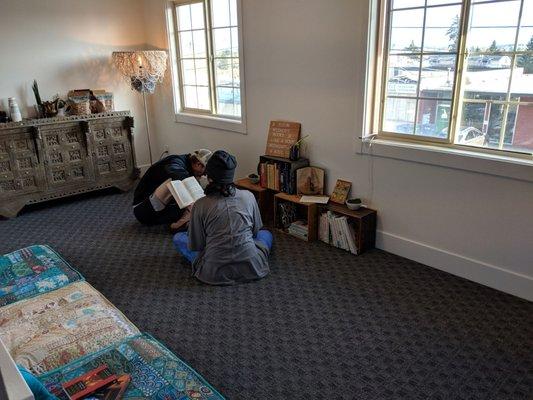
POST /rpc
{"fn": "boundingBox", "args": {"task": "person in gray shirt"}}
[173,150,273,285]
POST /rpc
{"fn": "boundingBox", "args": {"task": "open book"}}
[166,176,205,209]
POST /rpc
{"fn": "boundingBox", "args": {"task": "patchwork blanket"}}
[0,245,82,306]
[39,334,225,399]
[0,281,139,375]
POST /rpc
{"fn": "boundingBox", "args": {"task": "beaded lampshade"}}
[112,50,168,94]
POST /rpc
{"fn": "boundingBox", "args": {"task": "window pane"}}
[215,58,232,86]
[195,59,209,86]
[233,88,241,117]
[212,0,230,27]
[217,87,235,116]
[415,99,451,138]
[463,57,511,100]
[386,55,420,97]
[229,0,238,25]
[177,4,191,31]
[383,97,417,134]
[181,59,196,85]
[197,86,210,110]
[193,30,207,58]
[510,64,533,100]
[231,27,239,57]
[232,58,240,86]
[184,86,198,109]
[424,5,461,52]
[213,28,232,57]
[420,56,455,99]
[190,2,205,29]
[390,9,424,52]
[517,27,533,51]
[179,31,194,58]
[457,102,502,148]
[509,102,533,152]
[426,0,461,5]
[392,0,424,9]
[466,1,520,52]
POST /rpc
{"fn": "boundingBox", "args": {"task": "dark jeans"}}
[133,197,183,225]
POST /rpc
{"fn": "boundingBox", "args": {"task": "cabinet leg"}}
[0,200,27,218]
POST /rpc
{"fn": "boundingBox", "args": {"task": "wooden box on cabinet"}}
[0,111,139,218]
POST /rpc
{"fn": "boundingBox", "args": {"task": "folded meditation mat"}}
[0,281,140,375]
[38,333,225,400]
[0,245,83,306]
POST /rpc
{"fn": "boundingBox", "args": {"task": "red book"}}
[62,365,118,400]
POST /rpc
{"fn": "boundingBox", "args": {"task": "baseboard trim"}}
[376,230,533,302]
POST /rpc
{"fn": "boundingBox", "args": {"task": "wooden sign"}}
[330,179,352,204]
[265,121,301,159]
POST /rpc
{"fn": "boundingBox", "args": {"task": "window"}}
[372,0,533,156]
[168,0,244,127]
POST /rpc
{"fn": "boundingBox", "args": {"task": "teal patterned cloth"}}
[38,334,225,400]
[0,245,83,306]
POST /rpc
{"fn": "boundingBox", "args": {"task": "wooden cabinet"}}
[0,111,139,218]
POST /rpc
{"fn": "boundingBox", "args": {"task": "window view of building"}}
[173,0,242,119]
[380,0,533,154]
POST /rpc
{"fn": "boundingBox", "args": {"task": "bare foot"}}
[170,207,191,231]
[154,178,173,205]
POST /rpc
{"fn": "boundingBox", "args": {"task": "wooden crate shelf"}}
[273,193,318,241]
[322,202,377,254]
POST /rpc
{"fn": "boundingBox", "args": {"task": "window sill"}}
[174,112,247,134]
[356,137,533,183]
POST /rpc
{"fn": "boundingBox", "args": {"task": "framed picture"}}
[296,167,325,195]
[330,179,351,204]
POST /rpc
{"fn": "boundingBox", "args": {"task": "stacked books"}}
[319,211,358,255]
[258,156,309,194]
[259,161,284,191]
[288,220,309,240]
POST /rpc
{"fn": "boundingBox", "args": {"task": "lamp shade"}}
[112,50,168,93]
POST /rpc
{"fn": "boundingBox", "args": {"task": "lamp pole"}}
[142,90,153,165]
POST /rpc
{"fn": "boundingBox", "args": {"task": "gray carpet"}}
[0,189,532,400]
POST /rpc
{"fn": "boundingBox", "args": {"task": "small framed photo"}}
[330,179,351,204]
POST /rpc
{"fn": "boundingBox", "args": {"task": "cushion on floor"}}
[0,245,83,306]
[38,333,225,400]
[0,281,139,375]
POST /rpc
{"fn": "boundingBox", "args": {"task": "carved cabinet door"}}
[0,129,45,198]
[87,119,134,182]
[39,123,95,189]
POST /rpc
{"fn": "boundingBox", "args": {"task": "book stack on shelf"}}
[288,220,309,240]
[319,211,358,255]
[258,155,309,194]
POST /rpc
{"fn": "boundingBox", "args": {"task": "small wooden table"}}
[274,192,318,241]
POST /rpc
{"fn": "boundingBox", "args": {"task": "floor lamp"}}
[112,50,168,165]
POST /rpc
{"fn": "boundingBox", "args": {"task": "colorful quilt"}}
[0,281,140,375]
[0,245,83,306]
[39,334,225,400]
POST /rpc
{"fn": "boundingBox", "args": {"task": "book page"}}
[167,180,193,209]
[300,195,329,204]
[182,176,206,202]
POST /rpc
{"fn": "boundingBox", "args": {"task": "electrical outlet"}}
[163,144,169,153]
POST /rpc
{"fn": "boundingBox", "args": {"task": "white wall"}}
[0,0,151,166]
[143,0,533,300]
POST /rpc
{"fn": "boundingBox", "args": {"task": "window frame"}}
[369,0,533,160]
[166,0,247,134]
